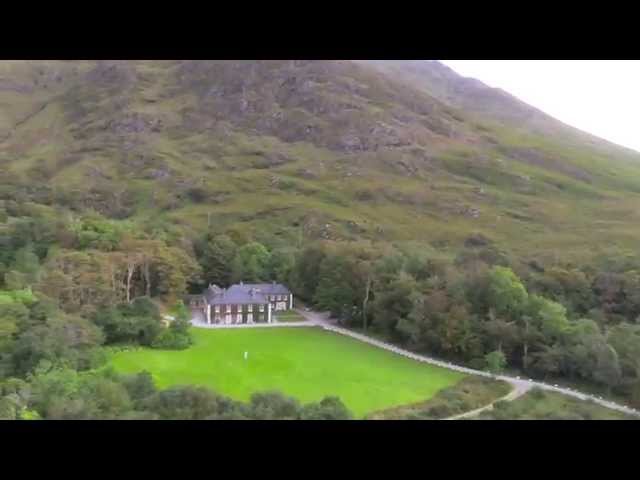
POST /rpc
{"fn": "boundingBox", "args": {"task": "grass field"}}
[110,326,465,417]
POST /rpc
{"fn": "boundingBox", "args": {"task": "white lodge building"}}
[187,282,293,325]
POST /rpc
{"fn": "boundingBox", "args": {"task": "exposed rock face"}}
[464,233,492,247]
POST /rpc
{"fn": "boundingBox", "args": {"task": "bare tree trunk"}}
[126,263,135,303]
[523,317,529,371]
[143,261,151,297]
[362,274,372,331]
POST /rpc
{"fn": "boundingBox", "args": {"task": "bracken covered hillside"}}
[2,60,640,264]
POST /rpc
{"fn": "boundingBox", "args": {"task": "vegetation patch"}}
[367,376,511,419]
[476,388,637,420]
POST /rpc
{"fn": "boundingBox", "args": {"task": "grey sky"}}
[440,61,640,153]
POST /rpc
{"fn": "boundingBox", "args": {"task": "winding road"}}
[191,307,640,418]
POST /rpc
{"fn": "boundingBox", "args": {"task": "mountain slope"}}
[2,60,640,265]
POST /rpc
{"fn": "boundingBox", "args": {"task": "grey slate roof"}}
[206,284,269,305]
[197,282,291,306]
[239,282,291,295]
[203,284,224,303]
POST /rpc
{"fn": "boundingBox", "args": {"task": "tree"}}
[248,391,301,419]
[563,318,604,380]
[530,267,595,316]
[527,295,570,342]
[0,300,27,344]
[267,248,296,284]
[372,271,417,336]
[483,316,519,356]
[290,243,327,301]
[120,371,157,406]
[197,234,237,287]
[607,323,640,380]
[313,253,362,323]
[5,244,40,288]
[530,344,565,378]
[484,350,507,374]
[593,343,622,394]
[11,313,105,375]
[92,298,163,346]
[80,375,133,419]
[231,242,271,283]
[486,266,528,320]
[151,300,192,350]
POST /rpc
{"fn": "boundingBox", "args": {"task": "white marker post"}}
[244,351,248,361]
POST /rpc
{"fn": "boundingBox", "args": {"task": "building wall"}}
[211,303,269,324]
[190,290,293,323]
[266,293,293,311]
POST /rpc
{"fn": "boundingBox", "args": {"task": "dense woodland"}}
[2,201,640,419]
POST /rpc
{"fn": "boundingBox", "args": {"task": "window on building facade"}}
[259,304,264,312]
[237,313,242,323]
[215,305,220,313]
[248,304,253,312]
[226,305,231,313]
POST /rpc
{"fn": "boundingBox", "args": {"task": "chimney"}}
[240,281,243,286]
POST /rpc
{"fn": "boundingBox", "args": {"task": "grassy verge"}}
[366,376,512,420]
[275,311,306,322]
[476,388,637,420]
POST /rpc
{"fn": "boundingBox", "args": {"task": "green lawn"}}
[111,326,465,417]
[274,311,306,322]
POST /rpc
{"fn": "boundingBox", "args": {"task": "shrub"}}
[249,391,301,419]
[299,396,352,420]
[484,350,507,374]
[186,187,209,203]
[425,404,452,418]
[151,329,192,350]
[468,358,486,370]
